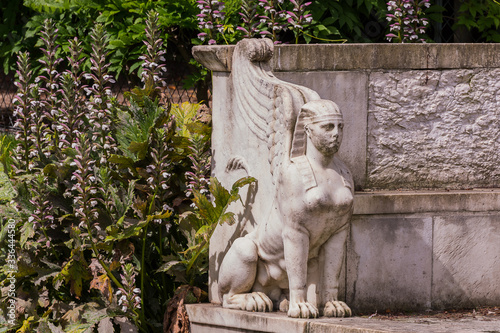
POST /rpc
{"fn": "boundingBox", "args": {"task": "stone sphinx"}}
[213,38,354,318]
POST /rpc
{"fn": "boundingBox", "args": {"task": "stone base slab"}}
[186,304,500,333]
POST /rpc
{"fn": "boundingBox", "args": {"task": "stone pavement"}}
[186,304,500,333]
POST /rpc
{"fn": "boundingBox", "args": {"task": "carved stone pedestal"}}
[192,41,500,315]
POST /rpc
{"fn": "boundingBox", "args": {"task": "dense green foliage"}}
[0,0,200,75]
[309,0,387,42]
[455,0,500,42]
[1,0,498,86]
[0,1,35,74]
[0,13,253,332]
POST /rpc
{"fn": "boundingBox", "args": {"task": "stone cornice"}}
[192,43,500,72]
[353,189,500,215]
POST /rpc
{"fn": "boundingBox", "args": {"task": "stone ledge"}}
[186,304,500,333]
[192,44,500,72]
[353,189,500,215]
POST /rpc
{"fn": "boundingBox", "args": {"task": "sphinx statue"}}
[216,38,354,318]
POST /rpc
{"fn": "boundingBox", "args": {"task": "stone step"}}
[186,304,500,333]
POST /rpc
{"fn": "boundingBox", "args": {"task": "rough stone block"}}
[432,214,500,309]
[367,69,500,190]
[347,216,433,312]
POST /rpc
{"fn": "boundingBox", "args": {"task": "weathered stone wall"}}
[368,69,500,189]
[192,43,500,312]
[193,43,500,191]
[349,191,500,311]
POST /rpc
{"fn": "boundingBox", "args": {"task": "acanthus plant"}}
[8,7,253,331]
[37,19,63,158]
[69,134,100,231]
[86,23,117,166]
[386,0,431,43]
[185,135,211,201]
[140,11,167,94]
[13,52,52,172]
[237,0,262,38]
[27,174,58,259]
[66,133,127,297]
[116,263,141,319]
[285,0,313,44]
[238,0,312,41]
[257,0,288,43]
[145,127,174,217]
[196,0,227,44]
[12,52,35,172]
[27,86,51,165]
[57,38,86,150]
[196,0,313,44]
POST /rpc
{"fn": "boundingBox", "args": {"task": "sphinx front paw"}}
[323,301,351,317]
[287,301,319,318]
[223,292,273,312]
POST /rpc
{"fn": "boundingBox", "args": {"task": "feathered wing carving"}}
[231,39,320,189]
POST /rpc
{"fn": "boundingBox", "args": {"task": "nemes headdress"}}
[290,99,343,190]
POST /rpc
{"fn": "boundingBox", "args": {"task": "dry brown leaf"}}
[115,316,139,333]
[89,274,113,303]
[97,317,114,333]
[163,285,205,333]
[61,303,85,324]
[89,258,105,277]
[37,289,50,308]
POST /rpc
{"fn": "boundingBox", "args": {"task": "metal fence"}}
[0,65,204,133]
[433,0,486,43]
[0,73,16,131]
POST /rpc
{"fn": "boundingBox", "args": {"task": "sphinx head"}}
[301,100,344,156]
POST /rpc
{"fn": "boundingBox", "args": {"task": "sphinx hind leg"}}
[218,236,273,312]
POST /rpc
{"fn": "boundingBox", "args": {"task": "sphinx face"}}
[305,119,343,156]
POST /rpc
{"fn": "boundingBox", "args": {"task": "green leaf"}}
[211,178,232,212]
[128,141,149,160]
[15,316,35,333]
[170,102,202,137]
[185,122,211,137]
[195,224,211,239]
[0,165,15,202]
[54,250,92,299]
[62,147,78,157]
[42,163,57,178]
[218,212,236,226]
[128,60,142,74]
[108,40,126,49]
[20,220,35,248]
[193,191,218,224]
[108,154,135,168]
[105,219,148,242]
[231,176,257,192]
[146,211,172,222]
[157,257,183,273]
[64,303,111,333]
[321,17,336,26]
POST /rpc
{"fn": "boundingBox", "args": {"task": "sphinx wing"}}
[232,39,320,186]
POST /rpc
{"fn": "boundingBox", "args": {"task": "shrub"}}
[1,10,253,332]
